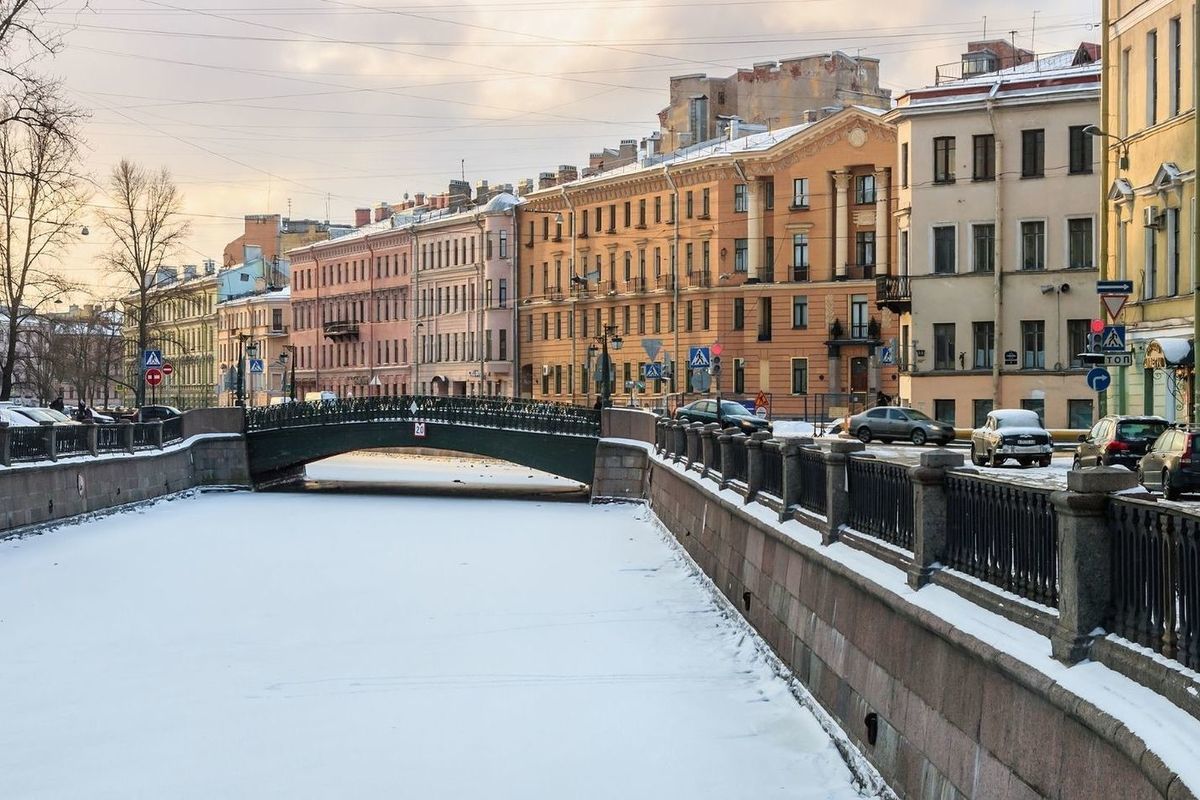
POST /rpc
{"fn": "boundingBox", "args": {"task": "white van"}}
[304,391,337,403]
[268,396,295,406]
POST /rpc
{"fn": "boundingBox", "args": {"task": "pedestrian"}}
[75,398,92,422]
[49,391,65,412]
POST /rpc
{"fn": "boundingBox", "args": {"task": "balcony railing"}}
[546,286,565,301]
[323,320,360,338]
[629,277,647,293]
[838,263,875,281]
[688,271,711,288]
[266,325,289,336]
[792,265,810,282]
[656,274,675,291]
[876,275,912,311]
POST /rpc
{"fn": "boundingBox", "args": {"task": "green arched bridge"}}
[244,396,602,485]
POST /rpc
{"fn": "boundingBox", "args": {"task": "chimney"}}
[538,171,557,189]
[415,192,426,206]
[374,202,391,223]
[448,179,470,208]
[475,179,490,203]
[354,207,371,227]
[557,164,577,184]
[618,139,636,159]
[183,264,198,280]
[727,116,742,141]
[204,259,216,275]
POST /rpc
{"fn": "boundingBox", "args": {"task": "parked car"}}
[1074,415,1169,470]
[8,407,62,425]
[130,405,182,422]
[674,399,771,433]
[38,408,85,425]
[1137,427,1200,500]
[848,406,955,446]
[89,410,116,423]
[0,407,38,427]
[970,409,1053,468]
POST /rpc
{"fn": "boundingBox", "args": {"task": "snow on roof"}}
[991,409,1043,427]
[217,285,290,308]
[898,50,1100,112]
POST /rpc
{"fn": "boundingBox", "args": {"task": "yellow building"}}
[216,287,292,407]
[121,264,218,409]
[1102,1,1196,421]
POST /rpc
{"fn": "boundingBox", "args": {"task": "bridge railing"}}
[245,395,601,437]
[0,420,174,465]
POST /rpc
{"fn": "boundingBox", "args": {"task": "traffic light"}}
[709,355,722,376]
[1078,319,1105,364]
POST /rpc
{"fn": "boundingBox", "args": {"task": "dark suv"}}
[1074,415,1168,470]
[674,399,770,434]
[1138,427,1200,500]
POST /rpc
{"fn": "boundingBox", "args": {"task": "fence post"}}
[0,420,9,467]
[1050,467,1138,665]
[718,428,739,489]
[41,420,58,462]
[655,418,668,453]
[121,420,135,454]
[87,423,99,456]
[700,422,720,479]
[746,431,770,501]
[779,440,807,523]
[907,450,964,589]
[685,423,702,470]
[823,440,864,545]
[672,421,686,464]
[150,421,164,450]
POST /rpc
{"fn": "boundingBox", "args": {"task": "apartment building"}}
[886,47,1102,430]
[215,287,292,407]
[517,106,899,416]
[1102,0,1196,421]
[222,214,342,270]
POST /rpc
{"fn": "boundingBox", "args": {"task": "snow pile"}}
[305,452,580,491]
[771,420,817,439]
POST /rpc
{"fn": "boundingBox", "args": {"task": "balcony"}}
[266,325,289,337]
[629,277,647,293]
[791,265,810,282]
[837,263,875,281]
[875,275,912,313]
[323,320,359,338]
[547,285,565,301]
[656,274,675,291]
[598,280,618,295]
[688,271,711,288]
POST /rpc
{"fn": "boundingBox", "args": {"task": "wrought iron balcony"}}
[323,320,359,338]
[629,277,647,293]
[657,274,675,291]
[837,263,876,281]
[875,275,912,312]
[688,271,711,288]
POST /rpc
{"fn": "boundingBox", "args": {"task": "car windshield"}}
[40,408,71,422]
[1118,420,1168,440]
[903,409,933,422]
[719,401,754,418]
[993,411,1041,429]
[16,408,56,423]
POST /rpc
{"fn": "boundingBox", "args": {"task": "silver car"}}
[848,406,956,446]
[970,409,1053,468]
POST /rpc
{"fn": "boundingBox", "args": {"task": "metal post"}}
[1193,1,1200,421]
[236,336,246,407]
[289,345,297,402]
[601,329,611,408]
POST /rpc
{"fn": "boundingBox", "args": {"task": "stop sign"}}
[145,367,163,387]
[161,362,174,376]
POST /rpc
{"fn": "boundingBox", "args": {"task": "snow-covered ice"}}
[305,451,583,493]
[0,461,874,799]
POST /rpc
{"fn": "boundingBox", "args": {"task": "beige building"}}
[887,47,1102,430]
[1101,0,1197,421]
[216,287,292,406]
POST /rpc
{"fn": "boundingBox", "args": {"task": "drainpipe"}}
[664,164,681,397]
[1100,0,1113,417]
[1192,1,1200,421]
[313,246,321,394]
[560,185,577,404]
[987,83,1004,413]
[475,211,487,396]
[510,207,520,398]
[366,233,376,395]
[410,224,420,394]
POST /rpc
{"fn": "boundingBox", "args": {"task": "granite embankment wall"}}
[0,409,249,537]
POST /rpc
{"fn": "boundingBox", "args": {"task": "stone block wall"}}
[645,452,1182,800]
[601,407,657,443]
[0,436,250,537]
[591,441,649,501]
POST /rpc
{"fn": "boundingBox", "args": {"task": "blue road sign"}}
[1101,325,1127,352]
[249,358,265,374]
[690,370,711,392]
[643,362,663,379]
[880,346,894,365]
[1097,280,1134,295]
[143,349,163,369]
[1086,367,1112,392]
[688,346,711,369]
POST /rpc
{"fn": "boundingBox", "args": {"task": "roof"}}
[217,286,291,308]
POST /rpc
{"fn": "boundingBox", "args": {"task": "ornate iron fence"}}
[945,473,1058,607]
[1108,498,1200,669]
[131,424,156,451]
[760,443,784,498]
[97,424,126,453]
[162,416,184,444]
[846,456,914,549]
[245,395,601,437]
[55,426,91,458]
[9,427,48,461]
[726,435,749,485]
[797,446,826,515]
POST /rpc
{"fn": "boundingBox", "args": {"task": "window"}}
[685,300,694,331]
[855,231,876,267]
[1170,17,1182,116]
[1021,221,1046,270]
[1021,321,1046,369]
[973,134,995,180]
[973,399,993,428]
[734,359,745,394]
[1068,126,1093,174]
[757,297,772,341]
[499,278,507,308]
[934,400,955,426]
[1168,207,1181,295]
[1068,218,1094,268]
[734,238,748,272]
[971,223,995,272]
[734,184,748,212]
[701,188,710,217]
[702,299,710,329]
[1147,29,1159,127]
[933,137,955,183]
[1068,319,1090,368]
[654,196,662,223]
[1145,226,1158,300]
[1068,399,1095,430]
[792,178,809,208]
[1021,129,1044,178]
[686,191,694,219]
[972,321,994,369]
[791,358,809,394]
[622,305,631,334]
[900,143,909,188]
[933,323,956,370]
[638,199,646,227]
[792,296,808,329]
[763,181,773,211]
[792,233,810,280]
[733,297,744,330]
[850,295,869,339]
[1020,398,1046,426]
[855,174,876,204]
[933,226,956,274]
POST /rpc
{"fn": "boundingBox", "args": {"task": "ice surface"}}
[306,451,581,491]
[0,459,874,799]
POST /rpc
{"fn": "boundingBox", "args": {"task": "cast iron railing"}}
[132,424,156,450]
[726,436,749,485]
[55,426,91,458]
[945,473,1058,607]
[9,427,48,461]
[1108,498,1200,669]
[760,443,783,498]
[707,432,723,478]
[97,424,126,453]
[245,395,601,437]
[162,416,184,444]
[846,456,914,549]
[797,446,826,515]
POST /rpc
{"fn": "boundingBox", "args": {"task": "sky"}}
[36,0,1098,298]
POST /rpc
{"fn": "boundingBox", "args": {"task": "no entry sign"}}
[161,362,174,376]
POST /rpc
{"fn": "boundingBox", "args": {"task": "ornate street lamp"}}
[593,324,623,408]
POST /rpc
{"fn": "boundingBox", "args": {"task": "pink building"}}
[288,192,520,399]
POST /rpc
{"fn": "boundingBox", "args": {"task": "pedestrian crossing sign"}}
[143,349,162,368]
[1101,325,1126,352]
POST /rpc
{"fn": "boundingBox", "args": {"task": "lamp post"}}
[279,344,297,402]
[235,332,249,407]
[245,340,258,407]
[591,323,623,408]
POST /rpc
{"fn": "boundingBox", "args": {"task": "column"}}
[746,179,763,282]
[823,440,864,545]
[833,170,851,279]
[874,168,889,277]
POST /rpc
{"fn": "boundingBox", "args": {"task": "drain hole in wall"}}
[48,498,53,514]
[741,591,751,612]
[865,712,879,746]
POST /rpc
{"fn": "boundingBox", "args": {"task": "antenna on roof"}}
[982,15,987,40]
[1009,30,1019,69]
[1031,10,1038,56]
[461,158,465,182]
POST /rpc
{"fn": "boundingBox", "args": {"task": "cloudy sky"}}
[38,0,1098,295]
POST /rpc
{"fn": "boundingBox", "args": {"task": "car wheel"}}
[1164,470,1181,501]
[1136,468,1146,487]
[910,429,927,446]
[1072,456,1081,470]
[970,445,985,467]
[990,450,1004,468]
[857,427,872,444]
[1038,457,1052,468]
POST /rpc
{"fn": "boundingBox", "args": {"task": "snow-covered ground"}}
[0,464,876,798]
[305,451,583,493]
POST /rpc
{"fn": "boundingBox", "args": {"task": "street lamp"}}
[1082,125,1130,171]
[280,344,297,402]
[592,323,623,408]
[235,332,250,407]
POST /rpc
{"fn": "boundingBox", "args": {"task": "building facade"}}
[887,49,1102,430]
[222,215,340,270]
[517,107,900,417]
[1102,0,1197,421]
[216,287,292,407]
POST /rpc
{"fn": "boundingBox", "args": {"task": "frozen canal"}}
[0,454,878,799]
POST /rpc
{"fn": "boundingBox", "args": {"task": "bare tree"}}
[0,2,77,133]
[98,160,191,406]
[0,99,84,400]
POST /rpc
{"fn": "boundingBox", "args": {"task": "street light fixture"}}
[1082,125,1130,171]
[592,323,623,408]
[279,344,297,402]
